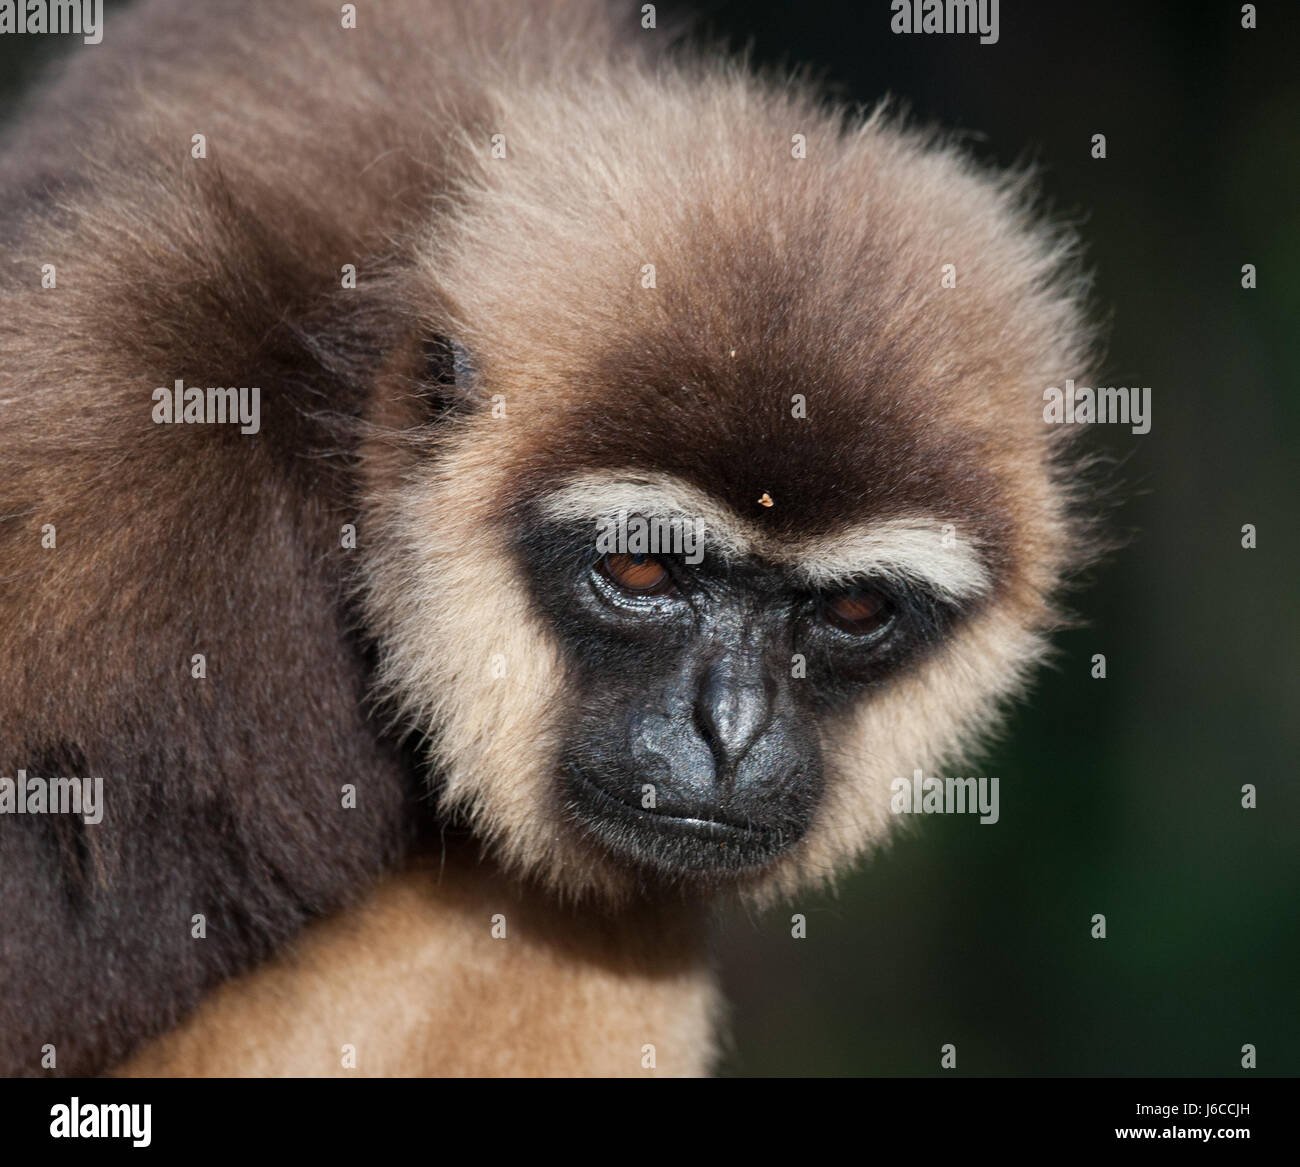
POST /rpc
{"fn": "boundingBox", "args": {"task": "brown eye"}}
[824,588,890,635]
[599,553,673,595]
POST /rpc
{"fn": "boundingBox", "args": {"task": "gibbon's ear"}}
[416,335,481,422]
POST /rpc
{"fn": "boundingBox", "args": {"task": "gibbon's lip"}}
[563,764,792,873]
[566,765,764,838]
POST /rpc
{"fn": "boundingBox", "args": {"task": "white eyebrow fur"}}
[537,473,755,559]
[538,473,989,601]
[784,521,990,600]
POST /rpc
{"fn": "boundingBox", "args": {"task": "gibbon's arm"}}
[0,0,623,1076]
[113,855,719,1078]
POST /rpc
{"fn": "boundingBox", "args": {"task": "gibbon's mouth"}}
[563,764,799,876]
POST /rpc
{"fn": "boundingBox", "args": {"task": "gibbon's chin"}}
[563,760,815,877]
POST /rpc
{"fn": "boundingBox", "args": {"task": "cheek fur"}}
[360,438,590,889]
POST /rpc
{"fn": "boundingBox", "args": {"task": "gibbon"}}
[0,0,1100,1077]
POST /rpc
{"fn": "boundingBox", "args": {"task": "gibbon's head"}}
[361,66,1099,903]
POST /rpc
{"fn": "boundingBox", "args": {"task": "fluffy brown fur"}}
[0,0,1098,1077]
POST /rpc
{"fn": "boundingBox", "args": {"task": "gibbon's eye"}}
[598,553,675,595]
[823,587,892,636]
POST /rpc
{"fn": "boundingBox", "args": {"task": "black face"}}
[518,509,964,882]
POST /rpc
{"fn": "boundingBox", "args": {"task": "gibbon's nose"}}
[694,653,772,782]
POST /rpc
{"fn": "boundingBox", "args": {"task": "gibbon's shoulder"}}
[114,859,720,1078]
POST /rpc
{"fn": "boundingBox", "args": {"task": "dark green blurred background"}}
[2,1,1294,1077]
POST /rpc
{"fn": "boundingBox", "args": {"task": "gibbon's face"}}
[362,76,1094,901]
[518,481,978,877]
